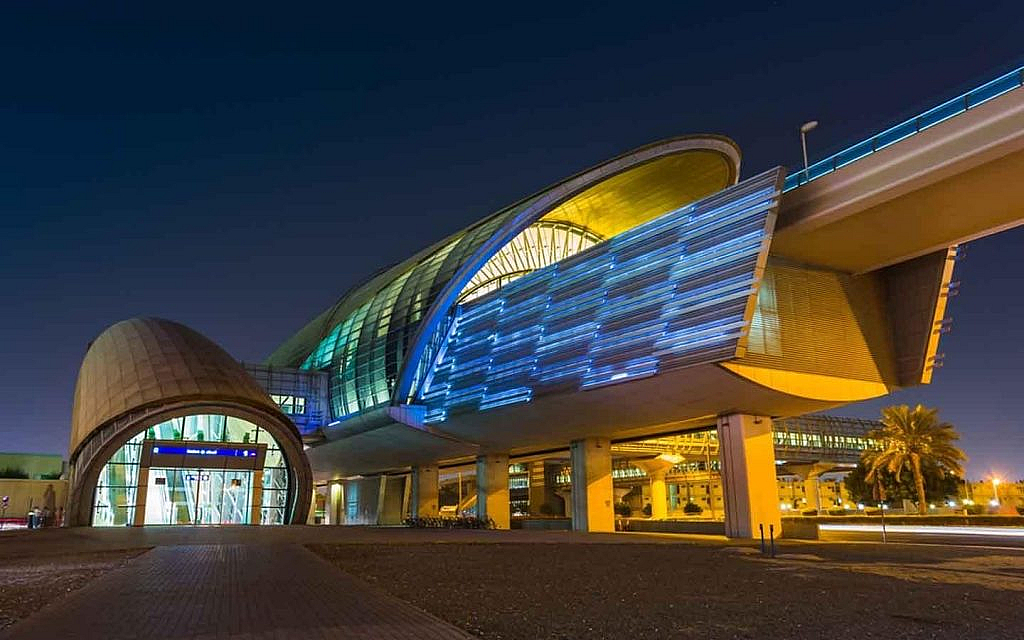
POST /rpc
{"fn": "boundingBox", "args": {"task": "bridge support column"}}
[788,463,834,513]
[634,457,677,520]
[476,453,510,529]
[411,465,439,518]
[570,437,615,532]
[717,414,781,539]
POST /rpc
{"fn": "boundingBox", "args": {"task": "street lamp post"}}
[800,120,818,181]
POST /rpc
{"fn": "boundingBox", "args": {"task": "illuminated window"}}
[458,221,603,303]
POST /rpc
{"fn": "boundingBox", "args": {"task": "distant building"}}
[0,452,67,525]
[0,452,64,479]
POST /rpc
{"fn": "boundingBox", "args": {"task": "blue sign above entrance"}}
[152,445,259,458]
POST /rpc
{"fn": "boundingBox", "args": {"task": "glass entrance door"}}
[144,468,252,525]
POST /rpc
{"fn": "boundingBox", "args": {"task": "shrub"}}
[614,503,632,517]
[642,504,653,517]
[826,508,847,516]
[801,509,818,517]
[683,502,703,515]
[964,503,987,515]
[1017,506,1024,516]
[0,467,29,479]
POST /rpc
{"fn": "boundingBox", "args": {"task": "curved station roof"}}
[273,134,952,478]
[269,136,740,422]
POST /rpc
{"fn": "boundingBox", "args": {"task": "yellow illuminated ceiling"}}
[539,150,735,238]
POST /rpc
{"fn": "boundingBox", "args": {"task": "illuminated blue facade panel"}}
[419,168,784,423]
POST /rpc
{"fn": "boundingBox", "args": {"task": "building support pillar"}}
[476,453,510,529]
[650,470,668,520]
[411,465,439,518]
[717,414,781,539]
[570,437,615,532]
[375,475,388,525]
[329,482,344,524]
[376,475,405,525]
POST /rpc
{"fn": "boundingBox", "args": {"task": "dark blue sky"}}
[2,3,1022,479]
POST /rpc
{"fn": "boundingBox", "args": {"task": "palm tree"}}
[864,404,966,515]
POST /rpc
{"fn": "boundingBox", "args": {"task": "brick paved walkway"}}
[0,543,473,639]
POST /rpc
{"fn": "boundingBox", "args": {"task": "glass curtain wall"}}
[297,194,565,422]
[91,414,290,526]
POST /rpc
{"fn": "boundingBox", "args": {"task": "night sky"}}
[3,3,1022,480]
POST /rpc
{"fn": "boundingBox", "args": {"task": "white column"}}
[476,454,510,529]
[717,414,781,539]
[570,437,615,532]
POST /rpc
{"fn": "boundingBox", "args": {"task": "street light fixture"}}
[992,477,1002,505]
[800,120,818,181]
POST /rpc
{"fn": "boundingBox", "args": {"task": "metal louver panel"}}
[419,167,785,424]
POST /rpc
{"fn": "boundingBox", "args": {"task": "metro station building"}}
[66,66,1024,535]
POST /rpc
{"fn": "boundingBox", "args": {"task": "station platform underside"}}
[311,414,871,538]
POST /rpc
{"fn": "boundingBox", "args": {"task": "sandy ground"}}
[0,548,148,629]
[311,541,1024,639]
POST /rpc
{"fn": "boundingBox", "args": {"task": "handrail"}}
[784,66,1024,193]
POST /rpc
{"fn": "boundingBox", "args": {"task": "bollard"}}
[769,524,776,558]
[759,523,765,554]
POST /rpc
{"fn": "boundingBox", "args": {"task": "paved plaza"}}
[3,526,1024,639]
[0,528,485,640]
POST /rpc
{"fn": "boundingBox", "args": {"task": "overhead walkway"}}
[775,65,1024,273]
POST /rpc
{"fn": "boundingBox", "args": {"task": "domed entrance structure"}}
[66,318,312,526]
